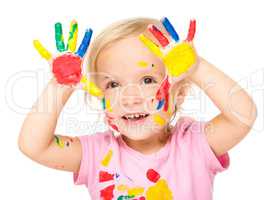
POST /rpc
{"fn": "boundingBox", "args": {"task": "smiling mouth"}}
[122,113,150,121]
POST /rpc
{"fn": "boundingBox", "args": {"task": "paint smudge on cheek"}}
[156,99,165,110]
[102,97,113,112]
[156,76,170,101]
[101,97,106,109]
[106,98,112,112]
[105,112,120,133]
[153,114,166,126]
[154,76,171,113]
[163,93,169,112]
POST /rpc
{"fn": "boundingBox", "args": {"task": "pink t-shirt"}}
[73,117,230,200]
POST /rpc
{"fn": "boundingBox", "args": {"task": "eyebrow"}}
[100,66,164,83]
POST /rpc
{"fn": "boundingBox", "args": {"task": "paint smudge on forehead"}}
[137,60,149,68]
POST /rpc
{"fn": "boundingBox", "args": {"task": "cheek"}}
[102,90,121,113]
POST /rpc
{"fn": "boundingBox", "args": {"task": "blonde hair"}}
[85,17,191,134]
[87,17,163,78]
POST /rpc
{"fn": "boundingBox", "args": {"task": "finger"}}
[148,25,170,48]
[139,34,164,58]
[33,40,52,61]
[161,17,180,42]
[76,28,93,58]
[67,20,78,52]
[80,75,103,97]
[186,19,196,42]
[55,22,65,52]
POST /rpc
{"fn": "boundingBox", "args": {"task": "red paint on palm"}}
[52,53,82,84]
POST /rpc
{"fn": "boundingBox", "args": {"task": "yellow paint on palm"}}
[163,42,196,77]
[137,60,148,68]
[80,75,103,97]
[153,114,166,126]
[128,187,145,196]
[117,184,129,192]
[101,149,113,167]
[67,20,78,52]
[146,179,173,200]
[139,34,163,58]
[33,40,52,60]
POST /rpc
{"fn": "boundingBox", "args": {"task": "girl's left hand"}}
[139,17,198,84]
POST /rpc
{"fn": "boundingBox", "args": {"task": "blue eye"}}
[143,76,157,84]
[106,81,119,89]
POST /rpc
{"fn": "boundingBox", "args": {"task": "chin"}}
[117,113,167,140]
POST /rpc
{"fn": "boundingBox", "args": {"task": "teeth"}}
[124,113,148,120]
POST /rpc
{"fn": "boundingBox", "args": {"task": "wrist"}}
[48,77,75,93]
[186,56,203,83]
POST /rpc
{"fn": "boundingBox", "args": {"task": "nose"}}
[120,84,144,108]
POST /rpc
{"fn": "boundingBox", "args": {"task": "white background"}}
[0,0,268,199]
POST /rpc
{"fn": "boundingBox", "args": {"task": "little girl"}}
[18,17,257,200]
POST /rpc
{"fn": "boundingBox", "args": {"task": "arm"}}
[18,78,82,172]
[187,57,257,156]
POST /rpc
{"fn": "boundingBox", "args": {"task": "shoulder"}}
[173,116,230,173]
[77,130,116,154]
[73,130,117,186]
[172,116,200,137]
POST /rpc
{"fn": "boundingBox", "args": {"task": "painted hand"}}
[139,17,197,113]
[33,20,103,97]
[139,17,197,83]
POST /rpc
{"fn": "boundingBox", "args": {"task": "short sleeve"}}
[73,132,112,188]
[189,120,230,174]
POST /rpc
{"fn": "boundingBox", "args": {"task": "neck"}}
[121,129,171,155]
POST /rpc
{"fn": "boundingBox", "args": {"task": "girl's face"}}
[95,36,178,140]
